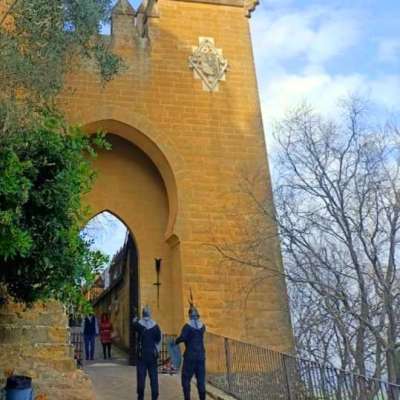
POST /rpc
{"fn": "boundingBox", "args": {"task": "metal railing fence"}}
[69,329,175,368]
[206,333,400,400]
[158,334,177,367]
[69,327,84,366]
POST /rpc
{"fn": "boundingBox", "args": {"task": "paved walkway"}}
[83,341,199,400]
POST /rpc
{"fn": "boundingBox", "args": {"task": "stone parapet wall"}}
[0,301,95,400]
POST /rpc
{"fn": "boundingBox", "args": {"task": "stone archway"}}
[83,130,184,336]
[83,119,180,240]
[83,210,140,365]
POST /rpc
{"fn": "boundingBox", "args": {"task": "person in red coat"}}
[100,313,113,359]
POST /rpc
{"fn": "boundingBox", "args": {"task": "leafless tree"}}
[273,98,400,385]
[215,97,400,389]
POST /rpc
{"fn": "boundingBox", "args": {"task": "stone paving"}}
[83,340,199,400]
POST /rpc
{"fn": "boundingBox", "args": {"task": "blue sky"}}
[251,0,400,132]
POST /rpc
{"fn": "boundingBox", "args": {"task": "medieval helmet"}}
[189,305,200,320]
[188,289,200,320]
[142,304,152,319]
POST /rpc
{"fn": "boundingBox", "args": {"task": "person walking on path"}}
[83,313,99,361]
[176,299,206,400]
[100,312,113,359]
[132,305,162,400]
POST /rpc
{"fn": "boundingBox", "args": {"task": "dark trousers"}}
[84,334,95,360]
[182,358,206,400]
[102,343,112,359]
[137,358,159,400]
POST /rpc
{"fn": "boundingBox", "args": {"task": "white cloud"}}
[261,72,362,131]
[307,15,361,65]
[251,2,400,147]
[252,6,362,66]
[260,72,400,139]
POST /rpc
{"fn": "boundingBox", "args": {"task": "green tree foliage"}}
[0,116,110,304]
[0,0,121,305]
[0,0,121,108]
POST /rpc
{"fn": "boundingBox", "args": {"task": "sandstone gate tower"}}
[60,0,293,355]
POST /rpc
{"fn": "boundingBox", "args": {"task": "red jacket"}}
[100,320,113,344]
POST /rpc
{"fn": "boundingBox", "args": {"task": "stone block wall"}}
[58,0,294,351]
[0,301,95,400]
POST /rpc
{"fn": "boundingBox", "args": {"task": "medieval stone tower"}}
[60,0,293,352]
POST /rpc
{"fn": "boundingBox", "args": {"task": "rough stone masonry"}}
[0,301,95,399]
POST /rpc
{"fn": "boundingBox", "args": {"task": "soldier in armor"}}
[176,298,206,400]
[132,305,162,400]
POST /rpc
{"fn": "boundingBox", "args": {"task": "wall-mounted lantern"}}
[153,258,162,309]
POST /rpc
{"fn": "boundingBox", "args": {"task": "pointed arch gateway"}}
[83,121,183,365]
[83,210,139,365]
[83,119,179,240]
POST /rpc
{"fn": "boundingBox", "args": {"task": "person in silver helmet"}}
[176,301,206,400]
[132,305,162,400]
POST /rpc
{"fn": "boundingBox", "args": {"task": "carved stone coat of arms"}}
[189,37,228,92]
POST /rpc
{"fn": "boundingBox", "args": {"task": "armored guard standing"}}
[132,305,162,400]
[176,298,206,400]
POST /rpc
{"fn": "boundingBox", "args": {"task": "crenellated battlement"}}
[109,0,258,44]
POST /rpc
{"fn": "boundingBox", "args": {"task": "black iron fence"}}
[69,326,84,366]
[69,328,175,369]
[158,334,177,367]
[206,333,400,400]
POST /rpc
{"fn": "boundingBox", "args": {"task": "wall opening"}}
[79,129,183,342]
[82,210,139,365]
